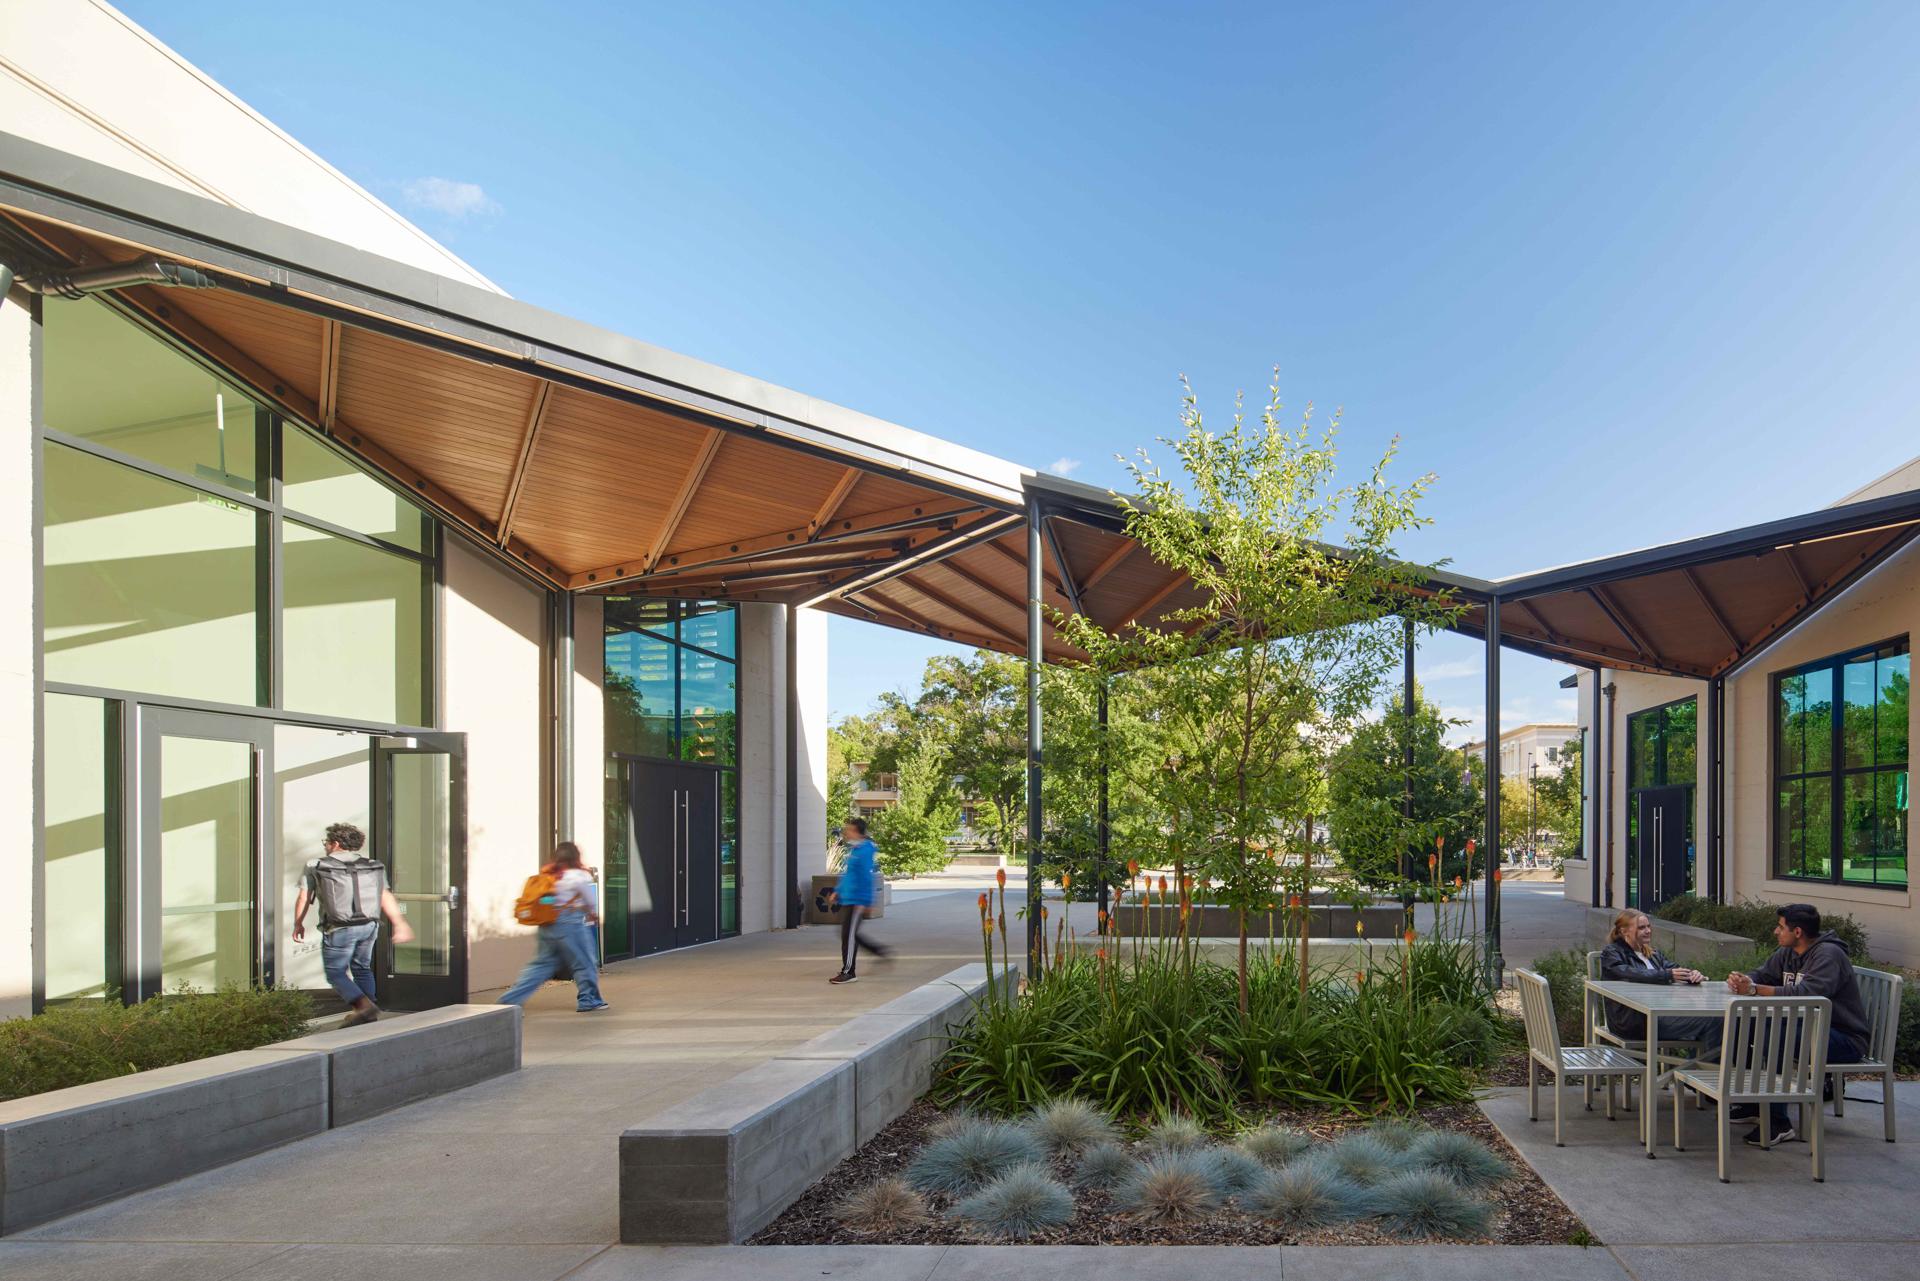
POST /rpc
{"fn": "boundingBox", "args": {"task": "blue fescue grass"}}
[905,1119,1046,1196]
[1408,1130,1511,1190]
[1024,1097,1118,1157]
[1321,1132,1414,1186]
[1071,1142,1136,1191]
[1242,1157,1376,1230]
[833,1177,930,1233]
[1208,1146,1268,1198]
[1371,1168,1494,1240]
[1141,1114,1210,1153]
[1366,1117,1430,1152]
[1237,1125,1314,1168]
[1111,1149,1225,1222]
[953,1162,1077,1240]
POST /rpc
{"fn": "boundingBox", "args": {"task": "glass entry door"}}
[371,733,467,1009]
[137,708,274,1001]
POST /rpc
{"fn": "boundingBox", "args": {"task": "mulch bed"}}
[750,1095,1595,1247]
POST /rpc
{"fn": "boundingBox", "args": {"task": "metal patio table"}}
[1584,978,1736,1158]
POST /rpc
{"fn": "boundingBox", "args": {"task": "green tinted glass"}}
[281,425,428,551]
[282,521,428,725]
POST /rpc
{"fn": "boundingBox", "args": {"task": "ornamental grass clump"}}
[953,1162,1076,1240]
[1112,1150,1224,1223]
[834,1178,930,1234]
[1371,1168,1494,1240]
[1243,1157,1375,1230]
[1025,1097,1118,1158]
[1409,1130,1511,1190]
[905,1120,1046,1196]
[1142,1114,1209,1154]
[1367,1118,1429,1152]
[1071,1142,1135,1191]
[1238,1125,1313,1168]
[1208,1146,1267,1198]
[1322,1132,1411,1186]
[926,1105,984,1142]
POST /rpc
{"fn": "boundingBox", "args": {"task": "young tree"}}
[913,652,1029,857]
[867,732,962,878]
[1533,738,1584,859]
[1058,380,1459,1008]
[1324,686,1481,888]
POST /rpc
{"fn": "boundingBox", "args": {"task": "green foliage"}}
[1112,1149,1225,1222]
[1243,1158,1375,1229]
[904,1120,1046,1196]
[1534,736,1584,858]
[0,985,314,1103]
[953,1162,1076,1239]
[936,942,1502,1126]
[1530,949,1591,1047]
[1655,894,1871,958]
[1142,1114,1210,1153]
[1896,983,1920,1072]
[913,651,1030,856]
[867,732,960,878]
[1372,1168,1494,1240]
[834,1178,930,1234]
[1409,1129,1510,1190]
[1325,687,1481,888]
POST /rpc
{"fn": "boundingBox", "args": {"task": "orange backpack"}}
[513,872,560,926]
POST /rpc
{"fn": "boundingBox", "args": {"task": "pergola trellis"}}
[6,129,1919,976]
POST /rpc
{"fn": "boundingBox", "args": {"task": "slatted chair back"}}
[1854,968,1904,1066]
[1717,997,1830,1101]
[1516,969,1562,1067]
[1585,950,1611,1034]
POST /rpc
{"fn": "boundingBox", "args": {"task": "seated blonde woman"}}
[1597,909,1723,1053]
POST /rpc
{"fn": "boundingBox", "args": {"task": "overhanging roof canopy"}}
[4,129,1917,678]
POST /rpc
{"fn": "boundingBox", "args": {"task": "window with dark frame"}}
[1772,638,1910,890]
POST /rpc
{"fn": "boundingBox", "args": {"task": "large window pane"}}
[45,693,117,1001]
[606,627,676,757]
[283,521,428,725]
[159,735,256,991]
[1878,770,1908,887]
[44,441,260,705]
[1879,651,1910,768]
[1841,772,1878,884]
[721,771,739,935]
[1802,668,1834,774]
[1628,712,1656,790]
[43,297,261,495]
[281,424,428,552]
[681,603,736,658]
[606,596,674,642]
[1665,700,1698,786]
[602,760,633,957]
[1843,657,1877,770]
[274,724,370,993]
[1802,775,1831,879]
[1778,674,1805,776]
[678,648,736,766]
[1774,781,1801,879]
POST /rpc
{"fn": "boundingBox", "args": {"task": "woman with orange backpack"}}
[498,841,609,1013]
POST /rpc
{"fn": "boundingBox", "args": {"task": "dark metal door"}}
[1636,786,1690,910]
[371,733,468,1010]
[627,760,722,954]
[677,768,721,948]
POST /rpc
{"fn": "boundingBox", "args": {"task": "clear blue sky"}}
[125,1,1920,742]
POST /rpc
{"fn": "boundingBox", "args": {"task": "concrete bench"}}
[620,963,998,1244]
[0,1048,328,1235]
[1582,906,1753,965]
[259,1003,521,1126]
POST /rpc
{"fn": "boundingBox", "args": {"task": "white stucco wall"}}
[795,606,831,890]
[441,533,546,994]
[0,292,38,1017]
[571,593,604,864]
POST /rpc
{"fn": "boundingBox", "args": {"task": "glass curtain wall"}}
[603,597,740,956]
[37,296,439,1006]
[1624,696,1698,904]
[1774,640,1909,889]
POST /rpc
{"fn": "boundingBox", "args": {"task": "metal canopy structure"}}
[8,129,1920,972]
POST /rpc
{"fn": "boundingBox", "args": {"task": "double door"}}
[132,707,467,1008]
[1634,785,1691,911]
[628,760,722,955]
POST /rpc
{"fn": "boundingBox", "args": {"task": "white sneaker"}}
[1744,1125,1797,1148]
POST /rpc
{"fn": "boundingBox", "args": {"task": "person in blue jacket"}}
[826,817,890,984]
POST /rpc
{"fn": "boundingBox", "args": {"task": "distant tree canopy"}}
[1324,687,1481,888]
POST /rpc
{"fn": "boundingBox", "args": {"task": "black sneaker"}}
[1745,1125,1797,1148]
[1728,1104,1758,1121]
[829,971,858,985]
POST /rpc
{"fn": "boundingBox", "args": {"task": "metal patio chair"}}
[1671,996,1830,1183]
[1517,968,1645,1146]
[1826,966,1903,1142]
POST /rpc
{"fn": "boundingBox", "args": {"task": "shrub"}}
[1367,1118,1429,1152]
[905,1120,1046,1196]
[1897,982,1920,1073]
[1320,1132,1411,1186]
[1112,1150,1224,1222]
[953,1162,1076,1240]
[1243,1157,1375,1229]
[1529,949,1589,1046]
[1372,1168,1494,1240]
[1238,1125,1314,1168]
[834,1178,930,1233]
[1072,1142,1135,1191]
[1142,1114,1209,1153]
[927,1105,984,1142]
[1025,1097,1117,1157]
[0,985,314,1103]
[1408,1130,1510,1190]
[1656,895,1870,958]
[1208,1146,1267,1197]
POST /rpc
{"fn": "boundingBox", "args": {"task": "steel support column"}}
[786,603,802,928]
[1484,596,1503,982]
[1401,616,1415,883]
[1025,492,1045,974]
[1707,676,1724,903]
[1097,677,1111,924]
[1590,672,1603,906]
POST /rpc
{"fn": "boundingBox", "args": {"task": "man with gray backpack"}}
[292,822,415,1025]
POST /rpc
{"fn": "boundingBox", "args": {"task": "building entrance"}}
[618,759,723,956]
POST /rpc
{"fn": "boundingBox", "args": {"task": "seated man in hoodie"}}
[1725,902,1868,1147]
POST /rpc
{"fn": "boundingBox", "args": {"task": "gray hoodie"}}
[1746,931,1869,1044]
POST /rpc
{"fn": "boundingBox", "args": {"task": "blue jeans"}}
[497,918,604,1010]
[321,921,379,1006]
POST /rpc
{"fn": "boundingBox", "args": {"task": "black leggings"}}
[840,906,887,973]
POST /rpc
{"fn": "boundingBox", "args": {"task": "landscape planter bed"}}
[1110,901,1404,940]
[751,1098,1594,1247]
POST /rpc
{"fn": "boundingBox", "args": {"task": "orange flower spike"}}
[1127,859,1140,877]
[996,867,1007,889]
[1040,904,1049,920]
[1158,875,1168,894]
[1466,839,1477,855]
[1355,919,1365,937]
[1061,871,1072,892]
[1355,970,1368,984]
[1494,868,1503,883]
[1428,853,1437,869]
[983,919,994,937]
[1403,928,1417,944]
[1453,876,1463,889]
[977,892,990,914]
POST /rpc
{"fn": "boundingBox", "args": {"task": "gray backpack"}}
[309,856,387,928]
